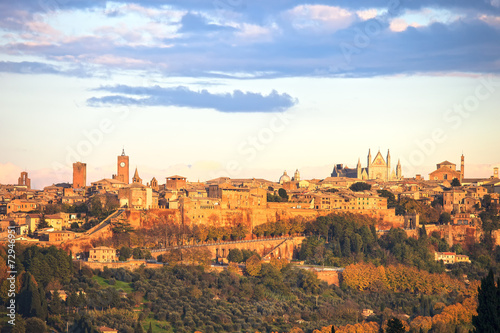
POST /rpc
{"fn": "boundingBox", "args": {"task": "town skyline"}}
[2,146,499,190]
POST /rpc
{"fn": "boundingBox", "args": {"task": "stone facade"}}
[166,175,187,190]
[331,149,402,181]
[429,155,464,182]
[89,246,117,262]
[72,162,86,189]
[18,171,31,189]
[113,149,129,184]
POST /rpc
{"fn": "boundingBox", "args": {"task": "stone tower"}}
[396,159,402,179]
[367,149,372,173]
[494,167,499,179]
[117,149,129,184]
[132,168,142,184]
[357,158,362,179]
[18,171,31,189]
[293,169,300,182]
[460,154,465,181]
[150,177,158,191]
[72,162,86,189]
[386,150,391,181]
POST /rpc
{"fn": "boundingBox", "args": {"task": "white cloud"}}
[356,9,379,21]
[235,23,274,41]
[389,18,421,32]
[479,14,500,27]
[286,5,355,33]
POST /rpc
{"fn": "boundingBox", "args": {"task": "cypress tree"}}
[472,269,500,332]
[148,322,153,333]
[134,320,144,333]
[50,289,63,315]
[17,272,44,319]
[342,236,351,257]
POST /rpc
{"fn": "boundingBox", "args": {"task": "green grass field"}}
[92,275,133,293]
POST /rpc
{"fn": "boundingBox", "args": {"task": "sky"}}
[0,0,499,189]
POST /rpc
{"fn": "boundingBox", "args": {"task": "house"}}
[48,230,77,242]
[89,246,117,262]
[434,252,471,264]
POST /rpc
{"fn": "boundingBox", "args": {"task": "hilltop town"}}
[1,149,499,264]
[2,149,500,332]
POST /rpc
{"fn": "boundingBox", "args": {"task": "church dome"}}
[279,170,291,184]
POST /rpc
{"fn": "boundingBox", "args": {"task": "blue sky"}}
[1,0,499,189]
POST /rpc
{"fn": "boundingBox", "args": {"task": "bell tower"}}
[460,154,465,181]
[387,150,391,181]
[117,149,129,184]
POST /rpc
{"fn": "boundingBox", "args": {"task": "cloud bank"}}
[87,85,297,112]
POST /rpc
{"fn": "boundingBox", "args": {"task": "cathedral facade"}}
[331,149,402,181]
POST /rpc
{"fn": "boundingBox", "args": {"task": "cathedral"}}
[331,149,402,181]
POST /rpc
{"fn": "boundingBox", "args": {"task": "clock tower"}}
[117,149,129,184]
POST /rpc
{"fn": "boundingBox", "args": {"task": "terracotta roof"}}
[167,175,187,179]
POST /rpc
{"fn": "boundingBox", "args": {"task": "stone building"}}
[72,162,86,189]
[279,171,291,184]
[18,171,31,189]
[6,199,38,214]
[89,246,117,262]
[331,149,402,181]
[208,184,267,209]
[118,169,158,209]
[112,149,129,184]
[166,175,187,190]
[429,155,464,182]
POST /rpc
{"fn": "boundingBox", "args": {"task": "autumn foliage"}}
[342,262,472,295]
[312,321,380,333]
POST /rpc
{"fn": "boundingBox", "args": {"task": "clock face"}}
[120,162,126,167]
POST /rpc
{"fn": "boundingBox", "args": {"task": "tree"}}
[439,212,452,225]
[148,322,153,333]
[350,182,371,192]
[245,255,262,276]
[451,178,461,187]
[37,214,50,229]
[472,269,500,332]
[227,249,243,263]
[134,320,144,333]
[132,247,144,259]
[386,317,405,333]
[49,290,63,315]
[69,315,98,333]
[342,236,351,257]
[17,273,46,320]
[119,246,132,261]
[278,188,289,201]
[378,190,397,208]
[25,317,47,333]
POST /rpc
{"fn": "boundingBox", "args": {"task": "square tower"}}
[72,162,87,188]
[117,149,129,184]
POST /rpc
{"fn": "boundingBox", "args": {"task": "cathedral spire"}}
[387,149,391,180]
[396,159,402,179]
